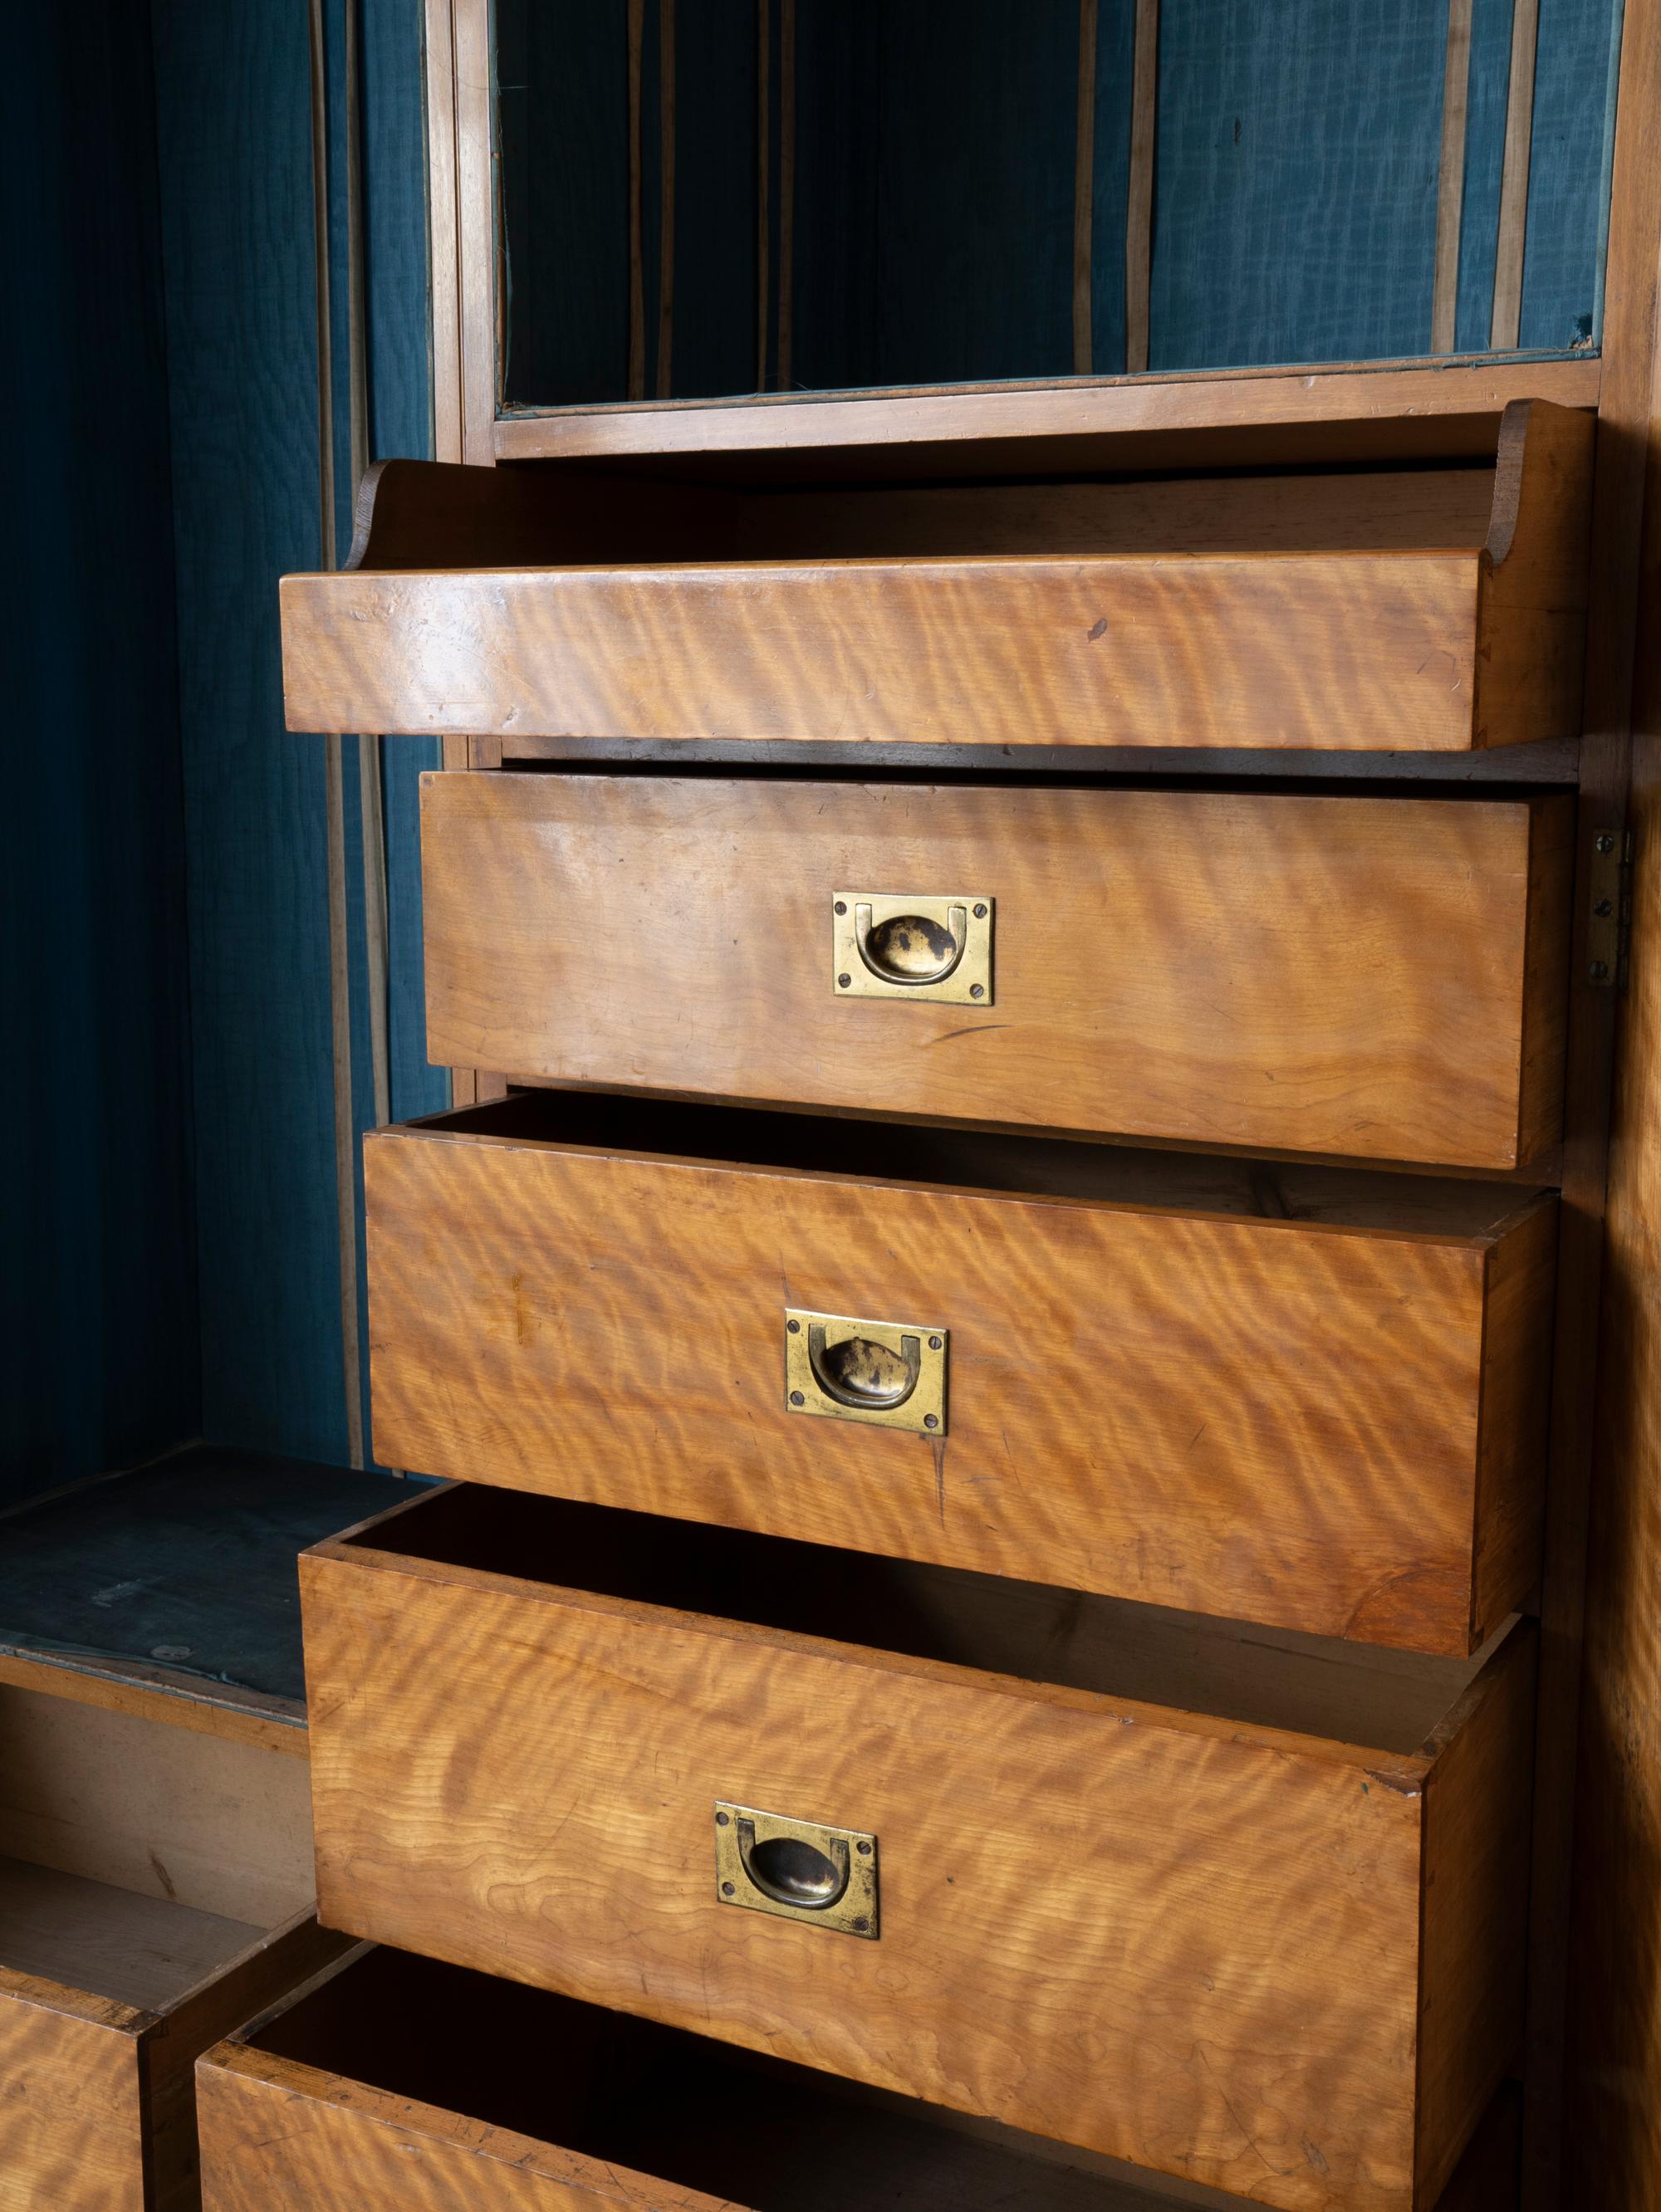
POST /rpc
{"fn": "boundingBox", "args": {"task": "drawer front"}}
[0,1977,146,2212]
[365,1112,1555,1653]
[420,776,1570,1168]
[302,1514,1536,2212]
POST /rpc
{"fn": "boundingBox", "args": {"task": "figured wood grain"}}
[419,776,1570,1168]
[301,1508,1534,2211]
[1472,400,1595,749]
[365,1101,1555,1651]
[0,1973,147,2212]
[1414,1632,1536,2204]
[283,548,1486,750]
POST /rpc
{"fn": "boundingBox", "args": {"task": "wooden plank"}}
[0,1857,263,2015]
[301,1510,1531,2211]
[491,355,1600,465]
[0,1976,145,2212]
[627,0,645,402]
[365,1097,1555,1652]
[1073,0,1097,375]
[0,1650,306,1758]
[1124,0,1157,373]
[453,0,495,462]
[283,550,1495,751]
[1433,0,1476,354]
[417,776,1567,1168]
[1490,0,1541,351]
[657,0,676,399]
[424,0,463,464]
[0,1688,315,1928]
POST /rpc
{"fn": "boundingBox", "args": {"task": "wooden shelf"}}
[0,1446,412,1755]
[492,354,1601,475]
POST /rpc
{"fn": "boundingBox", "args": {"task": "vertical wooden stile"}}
[757,1,771,389]
[656,0,676,399]
[1492,0,1540,349]
[307,0,365,1469]
[777,0,795,392]
[1432,0,1475,352]
[627,0,646,402]
[1074,0,1098,374]
[1124,0,1158,374]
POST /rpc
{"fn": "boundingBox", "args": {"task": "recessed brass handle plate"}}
[713,1802,879,1937]
[833,892,992,1004]
[785,1309,948,1435]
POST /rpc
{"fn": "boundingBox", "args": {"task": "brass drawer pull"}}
[714,1802,879,1937]
[833,892,992,1004]
[785,1309,948,1435]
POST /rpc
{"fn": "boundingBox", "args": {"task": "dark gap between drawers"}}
[247,1944,1196,2210]
[345,1482,1510,1755]
[427,1087,1552,1241]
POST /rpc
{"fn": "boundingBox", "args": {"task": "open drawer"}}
[0,1685,344,2210]
[197,1945,1520,2212]
[367,1089,1556,1654]
[199,1943,1298,2211]
[302,1483,1537,2212]
[278,398,1590,752]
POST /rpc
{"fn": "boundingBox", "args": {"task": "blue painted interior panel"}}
[2,0,198,1506]
[1521,0,1624,349]
[150,0,349,1468]
[1149,0,1449,369]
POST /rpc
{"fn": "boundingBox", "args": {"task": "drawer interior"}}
[0,1686,313,2009]
[429,1087,1552,1241]
[349,438,1516,572]
[355,1483,1509,1755]
[243,1943,1235,2210]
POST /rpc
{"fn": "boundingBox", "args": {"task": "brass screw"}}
[1590,960,1611,981]
[786,1319,801,1334]
[856,1840,873,1857]
[722,1882,737,1896]
[1596,833,1616,854]
[790,1390,806,1406]
[928,1335,943,1350]
[969,983,984,999]
[834,900,847,915]
[838,973,852,988]
[924,1413,939,1431]
[853,1916,870,1933]
[973,903,987,918]
[715,1810,730,1827]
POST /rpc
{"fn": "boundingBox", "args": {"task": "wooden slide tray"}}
[279,399,1591,751]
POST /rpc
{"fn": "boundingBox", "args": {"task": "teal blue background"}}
[2,0,1625,1504]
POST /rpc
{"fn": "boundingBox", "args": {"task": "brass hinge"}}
[1587,827,1634,991]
